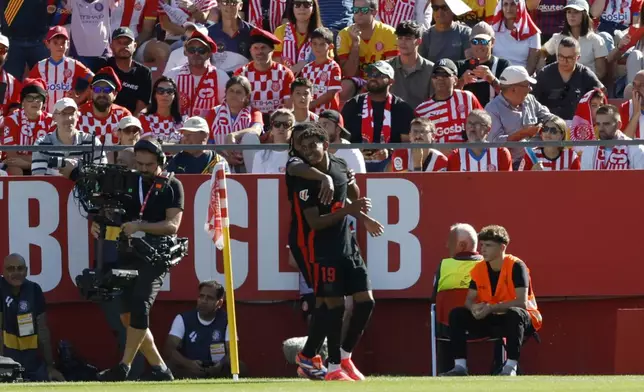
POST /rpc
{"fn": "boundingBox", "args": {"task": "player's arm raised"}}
[302,198,371,231]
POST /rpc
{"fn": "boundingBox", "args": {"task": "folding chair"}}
[430,289,505,376]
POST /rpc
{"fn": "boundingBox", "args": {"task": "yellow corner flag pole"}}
[206,160,240,380]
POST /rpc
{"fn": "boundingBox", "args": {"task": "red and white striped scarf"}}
[210,102,254,145]
[570,88,605,141]
[361,94,392,143]
[491,0,540,41]
[248,0,286,32]
[378,0,415,28]
[175,63,220,117]
[594,131,630,170]
[281,23,311,67]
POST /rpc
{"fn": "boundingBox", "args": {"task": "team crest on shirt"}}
[393,156,404,171]
[488,164,498,172]
[385,0,395,12]
[271,81,281,92]
[94,2,104,11]
[457,104,466,113]
[180,93,190,110]
[299,189,309,201]
[18,301,28,312]
[375,42,384,51]
[3,127,9,137]
[217,41,225,52]
[198,88,215,99]
[213,330,221,341]
[37,129,47,139]
[320,72,328,82]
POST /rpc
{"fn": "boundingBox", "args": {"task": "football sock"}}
[340,348,351,360]
[301,304,328,359]
[506,359,518,369]
[341,299,374,353]
[326,305,345,365]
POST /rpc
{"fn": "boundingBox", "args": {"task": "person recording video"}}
[89,139,185,382]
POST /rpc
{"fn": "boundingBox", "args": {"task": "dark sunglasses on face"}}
[431,4,450,11]
[5,265,26,273]
[156,87,175,95]
[366,68,385,78]
[471,38,490,45]
[92,86,114,94]
[294,1,313,8]
[273,121,293,129]
[24,95,44,103]
[542,126,563,135]
[187,46,209,55]
[352,6,372,14]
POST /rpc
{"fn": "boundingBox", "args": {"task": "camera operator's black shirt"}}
[132,176,185,223]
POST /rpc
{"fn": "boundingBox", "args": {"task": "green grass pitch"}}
[2,377,644,391]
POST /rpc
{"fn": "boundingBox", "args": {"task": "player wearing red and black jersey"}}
[286,123,383,382]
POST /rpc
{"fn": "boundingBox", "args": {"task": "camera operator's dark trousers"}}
[448,306,534,361]
[120,262,166,330]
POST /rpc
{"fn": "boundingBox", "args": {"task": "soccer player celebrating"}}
[287,122,383,381]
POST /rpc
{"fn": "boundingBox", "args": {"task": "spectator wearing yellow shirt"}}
[336,0,399,102]
[273,0,324,75]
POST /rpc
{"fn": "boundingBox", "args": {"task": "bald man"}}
[621,70,644,139]
[0,254,64,381]
[431,224,483,301]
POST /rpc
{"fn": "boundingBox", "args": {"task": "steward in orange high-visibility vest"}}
[439,225,541,377]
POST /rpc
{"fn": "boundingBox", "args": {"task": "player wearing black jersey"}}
[287,123,383,382]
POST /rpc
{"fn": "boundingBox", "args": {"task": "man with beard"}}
[341,60,413,172]
[94,28,152,116]
[78,67,132,145]
[164,30,229,118]
[91,138,184,381]
[575,105,644,170]
[29,26,94,113]
[0,34,22,117]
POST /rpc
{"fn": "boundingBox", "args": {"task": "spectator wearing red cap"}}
[234,29,295,123]
[94,27,153,116]
[0,0,50,80]
[0,34,23,118]
[1,78,55,175]
[78,67,132,145]
[164,30,229,118]
[29,26,94,114]
[65,0,117,70]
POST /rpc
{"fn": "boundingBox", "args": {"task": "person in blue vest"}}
[164,280,241,379]
[0,253,65,381]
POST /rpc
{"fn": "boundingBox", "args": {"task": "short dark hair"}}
[596,104,620,122]
[395,20,422,39]
[198,280,225,300]
[558,36,580,53]
[478,225,510,245]
[290,77,313,93]
[310,27,334,44]
[296,123,329,144]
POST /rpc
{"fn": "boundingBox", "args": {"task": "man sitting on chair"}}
[440,225,542,377]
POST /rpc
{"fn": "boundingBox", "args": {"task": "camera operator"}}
[90,138,184,382]
[31,98,107,177]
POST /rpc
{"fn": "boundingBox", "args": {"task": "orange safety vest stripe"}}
[470,254,542,331]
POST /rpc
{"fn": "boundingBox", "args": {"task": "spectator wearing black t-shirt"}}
[456,22,510,107]
[532,36,603,120]
[342,60,413,172]
[94,28,152,115]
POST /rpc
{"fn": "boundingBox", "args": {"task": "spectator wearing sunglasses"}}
[533,36,603,121]
[208,0,255,74]
[139,77,185,144]
[419,0,472,63]
[252,109,295,174]
[78,67,132,145]
[456,22,510,107]
[519,115,581,170]
[336,0,398,102]
[108,115,143,164]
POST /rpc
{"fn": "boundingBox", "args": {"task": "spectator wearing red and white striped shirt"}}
[301,27,342,114]
[29,26,94,114]
[164,30,229,118]
[78,67,132,145]
[2,79,54,175]
[415,59,482,146]
[390,117,448,172]
[519,115,580,171]
[377,0,432,30]
[0,34,22,118]
[447,109,513,171]
[110,0,158,44]
[234,29,295,122]
[158,0,217,43]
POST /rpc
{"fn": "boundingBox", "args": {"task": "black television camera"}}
[72,162,189,302]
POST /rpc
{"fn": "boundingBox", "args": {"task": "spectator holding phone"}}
[456,22,510,107]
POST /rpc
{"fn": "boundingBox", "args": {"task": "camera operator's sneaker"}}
[150,366,174,381]
[97,363,129,381]
[438,365,468,377]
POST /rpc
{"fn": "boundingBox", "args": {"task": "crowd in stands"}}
[1,0,644,175]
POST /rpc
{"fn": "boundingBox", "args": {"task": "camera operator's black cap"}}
[134,139,163,157]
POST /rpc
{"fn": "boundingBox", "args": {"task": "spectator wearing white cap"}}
[31,98,107,177]
[207,0,255,74]
[166,116,229,174]
[419,0,472,63]
[456,22,511,107]
[0,34,22,117]
[107,116,143,164]
[541,0,608,79]
[485,65,552,168]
